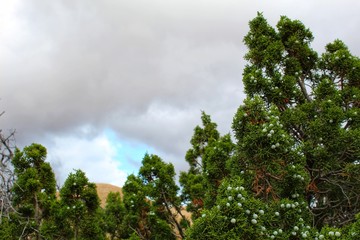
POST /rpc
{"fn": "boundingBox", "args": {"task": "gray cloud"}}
[1,0,360,185]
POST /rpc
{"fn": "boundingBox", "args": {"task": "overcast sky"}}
[1,0,360,187]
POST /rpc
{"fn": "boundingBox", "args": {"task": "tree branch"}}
[298,75,312,102]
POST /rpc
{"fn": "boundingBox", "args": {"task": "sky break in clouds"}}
[1,0,360,186]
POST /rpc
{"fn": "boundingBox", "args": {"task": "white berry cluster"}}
[217,181,344,239]
[224,184,263,227]
[313,230,341,239]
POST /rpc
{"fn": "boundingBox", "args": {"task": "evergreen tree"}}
[187,177,313,240]
[232,96,307,202]
[202,133,234,208]
[139,153,189,239]
[237,12,360,227]
[188,13,360,239]
[122,174,175,240]
[122,174,150,239]
[104,191,125,239]
[40,199,73,240]
[60,169,105,240]
[11,143,57,239]
[180,112,233,219]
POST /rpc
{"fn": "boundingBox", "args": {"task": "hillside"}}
[96,183,123,208]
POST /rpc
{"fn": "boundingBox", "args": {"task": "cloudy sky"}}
[1,0,359,187]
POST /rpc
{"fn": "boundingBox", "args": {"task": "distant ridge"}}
[96,183,123,208]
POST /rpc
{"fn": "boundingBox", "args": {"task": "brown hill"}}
[96,183,123,208]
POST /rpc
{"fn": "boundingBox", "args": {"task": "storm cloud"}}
[1,0,360,186]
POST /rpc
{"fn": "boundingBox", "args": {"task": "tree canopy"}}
[240,12,360,227]
[185,12,360,239]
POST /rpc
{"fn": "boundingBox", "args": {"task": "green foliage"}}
[180,111,233,220]
[139,153,189,238]
[344,213,360,239]
[202,134,234,208]
[139,154,179,204]
[104,191,126,239]
[240,12,360,228]
[188,177,314,240]
[40,200,73,239]
[0,214,20,240]
[232,96,307,201]
[187,12,360,239]
[122,173,176,240]
[60,169,105,240]
[122,174,149,237]
[11,143,57,239]
[0,219,13,240]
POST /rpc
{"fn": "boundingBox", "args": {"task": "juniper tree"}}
[122,173,175,240]
[60,169,105,240]
[180,112,233,218]
[11,143,57,240]
[104,191,125,240]
[187,176,314,240]
[139,153,189,239]
[235,12,360,227]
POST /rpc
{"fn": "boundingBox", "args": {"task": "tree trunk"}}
[162,192,185,239]
[34,193,41,240]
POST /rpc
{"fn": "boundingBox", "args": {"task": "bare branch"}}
[0,115,16,222]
